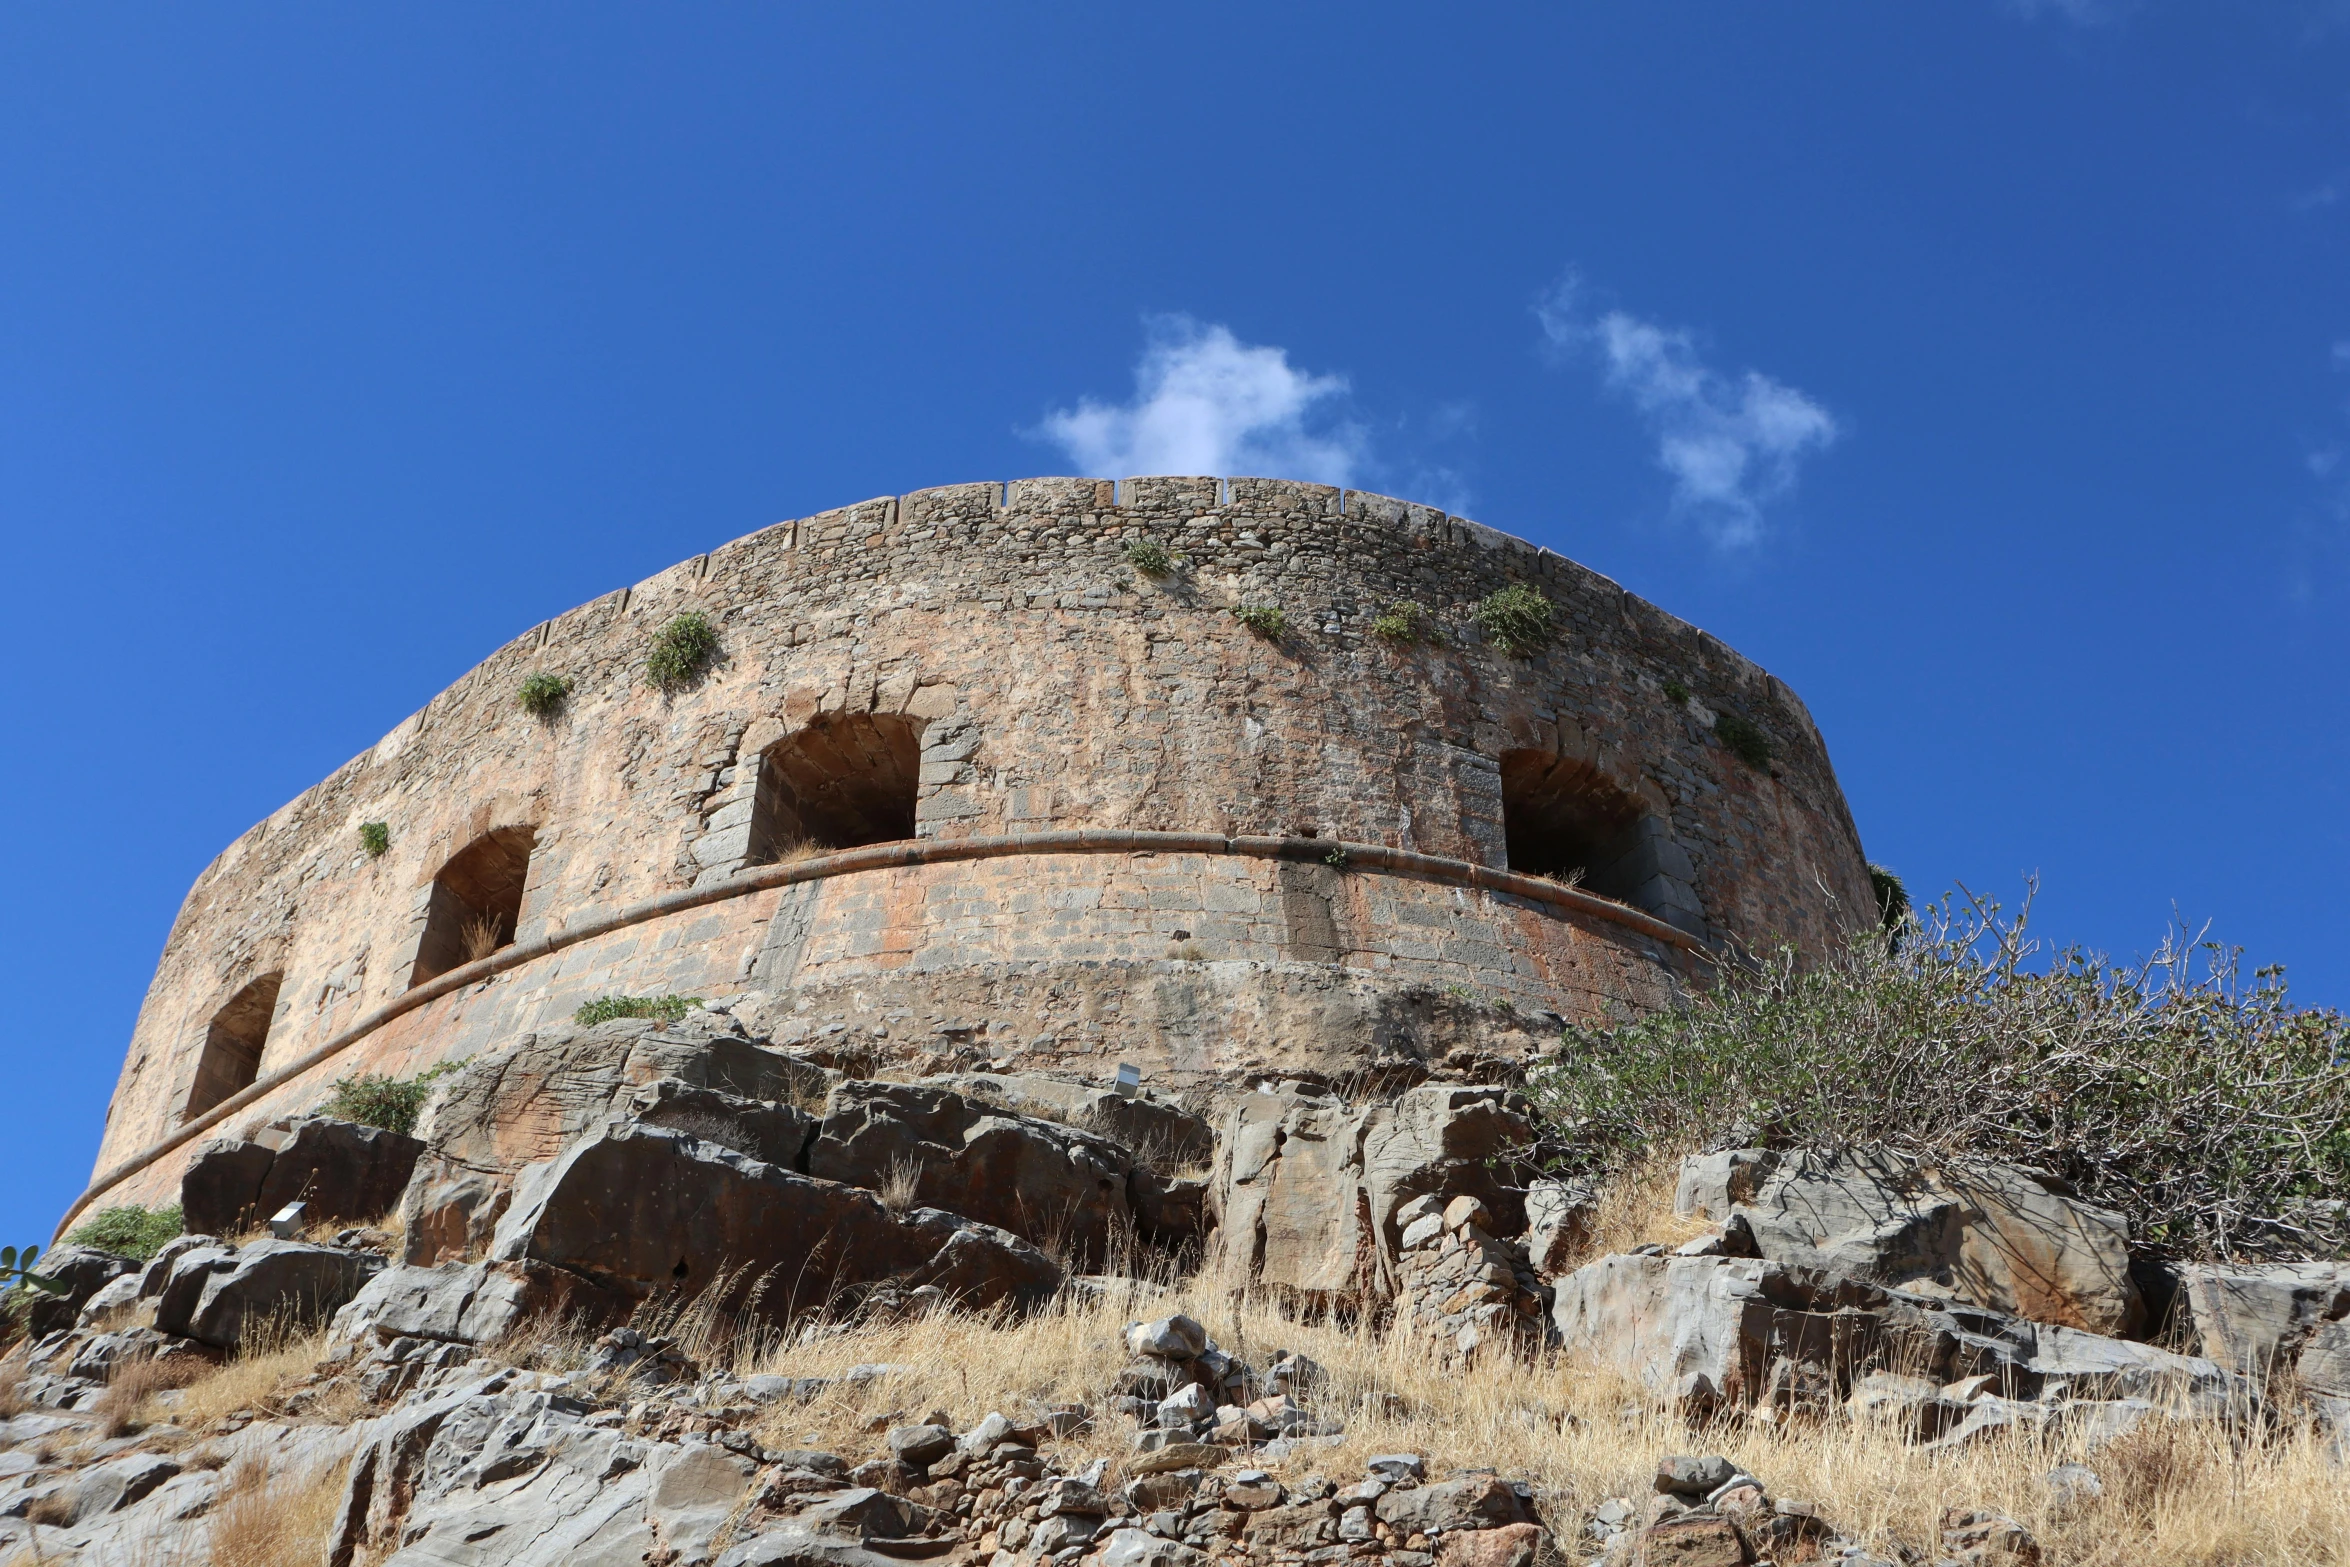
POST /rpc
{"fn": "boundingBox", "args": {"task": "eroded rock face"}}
[1208,1084,1532,1305]
[809,1080,1134,1267]
[2178,1260,2350,1413]
[152,1238,383,1349]
[1551,1251,2240,1426]
[398,1016,832,1265]
[183,1115,424,1235]
[920,1071,1216,1168]
[1690,1148,2142,1336]
[490,1122,1060,1319]
[20,1247,140,1339]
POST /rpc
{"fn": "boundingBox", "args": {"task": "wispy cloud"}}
[1034,315,1365,485]
[1537,273,1840,548]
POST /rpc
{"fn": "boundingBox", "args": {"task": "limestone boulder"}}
[1208,1083,1532,1305]
[919,1071,1216,1167]
[20,1246,140,1339]
[624,1079,817,1169]
[2178,1261,2350,1398]
[1552,1252,2241,1419]
[809,1080,1131,1267]
[490,1122,1059,1318]
[397,1016,830,1265]
[183,1114,424,1235]
[331,1259,624,1350]
[153,1238,383,1349]
[1709,1148,2141,1335]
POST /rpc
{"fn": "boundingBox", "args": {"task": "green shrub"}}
[359,821,391,859]
[1370,601,1436,643]
[1523,891,2350,1261]
[1473,584,1552,655]
[573,994,706,1027]
[518,672,573,716]
[1869,863,1910,937]
[1123,538,1177,575]
[320,1060,466,1137]
[65,1205,183,1262]
[1231,604,1288,640]
[646,612,720,690]
[1714,710,1773,769]
[1663,678,1691,705]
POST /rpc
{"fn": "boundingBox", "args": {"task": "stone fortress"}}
[67,475,1874,1234]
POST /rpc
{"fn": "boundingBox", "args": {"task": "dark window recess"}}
[746,713,923,861]
[185,971,282,1122]
[411,826,536,987]
[1499,750,1672,913]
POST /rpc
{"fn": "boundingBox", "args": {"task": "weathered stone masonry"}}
[80,476,1875,1221]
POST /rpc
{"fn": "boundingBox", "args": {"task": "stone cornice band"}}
[54,830,1703,1242]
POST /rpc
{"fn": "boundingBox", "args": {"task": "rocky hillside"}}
[5,999,2349,1566]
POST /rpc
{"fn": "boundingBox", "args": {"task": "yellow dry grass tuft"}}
[170,1316,335,1432]
[708,1281,2350,1566]
[207,1456,347,1567]
[1563,1146,1714,1268]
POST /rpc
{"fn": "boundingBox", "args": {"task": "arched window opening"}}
[186,971,282,1122]
[746,713,923,861]
[412,826,537,987]
[1499,750,1672,914]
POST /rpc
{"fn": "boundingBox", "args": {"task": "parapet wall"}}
[82,476,1875,1221]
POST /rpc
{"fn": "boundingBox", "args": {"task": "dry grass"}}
[1560,1146,1713,1268]
[689,1281,2350,1566]
[876,1155,924,1217]
[460,915,503,964]
[171,1317,335,1432]
[208,1456,347,1567]
[0,1353,25,1419]
[95,1351,202,1437]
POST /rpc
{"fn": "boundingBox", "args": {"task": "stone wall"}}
[86,476,1875,1216]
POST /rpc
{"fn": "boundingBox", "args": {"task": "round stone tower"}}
[73,477,1874,1228]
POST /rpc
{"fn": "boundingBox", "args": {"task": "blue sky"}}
[5,5,2348,1244]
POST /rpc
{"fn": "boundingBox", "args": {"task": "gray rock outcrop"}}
[397,1014,833,1266]
[809,1080,1133,1267]
[1208,1083,1532,1305]
[182,1114,424,1235]
[490,1122,1061,1319]
[151,1237,384,1348]
[1682,1148,2143,1335]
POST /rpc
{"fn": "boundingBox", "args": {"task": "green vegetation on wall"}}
[646,611,720,690]
[64,1204,184,1262]
[1714,711,1773,769]
[1473,584,1552,656]
[321,1061,466,1138]
[359,821,391,858]
[1231,604,1288,640]
[518,672,573,716]
[574,994,706,1026]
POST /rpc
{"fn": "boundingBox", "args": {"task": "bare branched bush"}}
[1526,884,2350,1261]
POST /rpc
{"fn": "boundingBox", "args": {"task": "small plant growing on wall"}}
[359,821,391,859]
[518,672,572,717]
[574,993,705,1026]
[1663,677,1691,705]
[1231,604,1288,640]
[1123,538,1179,575]
[1370,601,1437,643]
[646,611,720,691]
[1715,710,1773,770]
[321,1061,467,1138]
[1474,584,1553,656]
[65,1205,183,1262]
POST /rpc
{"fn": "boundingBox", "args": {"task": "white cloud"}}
[1035,316,1364,486]
[1538,274,1841,547]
